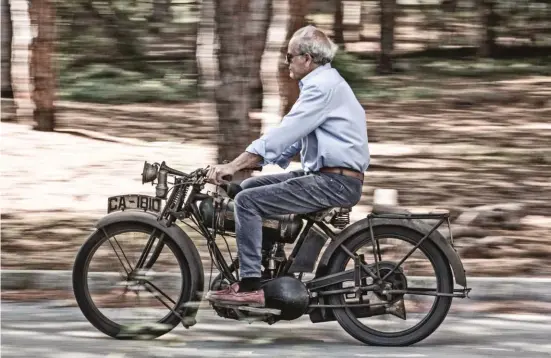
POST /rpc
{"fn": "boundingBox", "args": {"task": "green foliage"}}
[55,0,199,104]
[58,64,197,104]
[417,57,551,78]
[331,50,551,103]
[331,51,373,87]
[332,51,443,101]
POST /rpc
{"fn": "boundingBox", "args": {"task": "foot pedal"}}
[215,303,281,316]
[237,306,281,316]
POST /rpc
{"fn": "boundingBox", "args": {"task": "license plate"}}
[107,194,162,214]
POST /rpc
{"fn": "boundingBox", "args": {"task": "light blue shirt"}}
[246,63,370,173]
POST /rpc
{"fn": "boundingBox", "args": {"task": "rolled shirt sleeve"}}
[246,84,330,164]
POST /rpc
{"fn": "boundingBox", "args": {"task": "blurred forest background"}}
[1,0,550,278]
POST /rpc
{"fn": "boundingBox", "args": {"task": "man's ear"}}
[302,53,311,68]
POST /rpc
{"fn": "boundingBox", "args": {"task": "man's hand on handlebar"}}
[206,152,264,185]
[206,163,237,185]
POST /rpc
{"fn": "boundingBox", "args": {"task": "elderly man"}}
[206,25,370,306]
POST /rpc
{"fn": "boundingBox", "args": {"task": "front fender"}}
[95,211,205,323]
[316,217,467,288]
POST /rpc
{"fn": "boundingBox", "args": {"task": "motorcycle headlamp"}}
[142,161,159,184]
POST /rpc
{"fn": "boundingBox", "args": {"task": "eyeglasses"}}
[286,52,307,64]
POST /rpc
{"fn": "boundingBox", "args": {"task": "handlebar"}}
[217,166,263,183]
[142,160,263,188]
[194,165,263,183]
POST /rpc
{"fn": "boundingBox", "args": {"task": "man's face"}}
[286,41,312,81]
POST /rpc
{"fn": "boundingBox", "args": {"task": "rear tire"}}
[72,222,195,339]
[326,225,453,346]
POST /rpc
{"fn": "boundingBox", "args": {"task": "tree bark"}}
[248,0,273,112]
[477,0,497,57]
[197,0,217,98]
[149,0,172,34]
[278,0,309,117]
[440,0,457,12]
[377,0,396,74]
[214,0,272,164]
[151,0,172,23]
[29,0,56,131]
[1,0,16,121]
[1,0,13,99]
[333,0,344,45]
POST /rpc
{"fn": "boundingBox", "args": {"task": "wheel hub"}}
[373,262,407,303]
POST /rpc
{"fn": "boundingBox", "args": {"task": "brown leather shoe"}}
[206,282,265,307]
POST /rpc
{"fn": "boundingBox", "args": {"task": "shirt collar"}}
[298,63,332,91]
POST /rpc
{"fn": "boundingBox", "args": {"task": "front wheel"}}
[72,221,195,339]
[326,225,454,346]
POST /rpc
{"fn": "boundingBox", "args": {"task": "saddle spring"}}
[330,208,350,229]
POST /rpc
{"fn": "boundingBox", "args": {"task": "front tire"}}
[72,221,196,339]
[326,225,453,346]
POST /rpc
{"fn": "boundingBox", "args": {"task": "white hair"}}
[290,25,338,65]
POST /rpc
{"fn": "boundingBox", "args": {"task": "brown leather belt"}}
[319,167,364,181]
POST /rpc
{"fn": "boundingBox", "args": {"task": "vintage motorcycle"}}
[72,160,471,346]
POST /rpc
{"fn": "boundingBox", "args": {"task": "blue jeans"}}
[233,170,363,278]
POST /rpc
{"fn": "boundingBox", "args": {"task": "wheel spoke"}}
[380,218,445,282]
[368,217,382,280]
[107,236,132,275]
[142,279,177,306]
[113,236,134,271]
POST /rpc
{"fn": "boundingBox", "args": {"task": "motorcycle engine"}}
[198,197,304,246]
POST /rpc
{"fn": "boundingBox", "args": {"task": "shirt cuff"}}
[273,156,291,169]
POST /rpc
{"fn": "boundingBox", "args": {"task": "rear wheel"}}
[72,222,194,339]
[326,225,453,346]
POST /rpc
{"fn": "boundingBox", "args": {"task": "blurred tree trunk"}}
[149,0,172,34]
[81,0,147,70]
[29,0,56,131]
[197,0,216,98]
[377,0,396,74]
[333,0,344,45]
[278,0,309,117]
[151,0,172,23]
[440,0,458,12]
[1,0,13,98]
[214,0,272,163]
[249,0,272,112]
[360,0,371,24]
[477,0,497,57]
[1,0,16,121]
